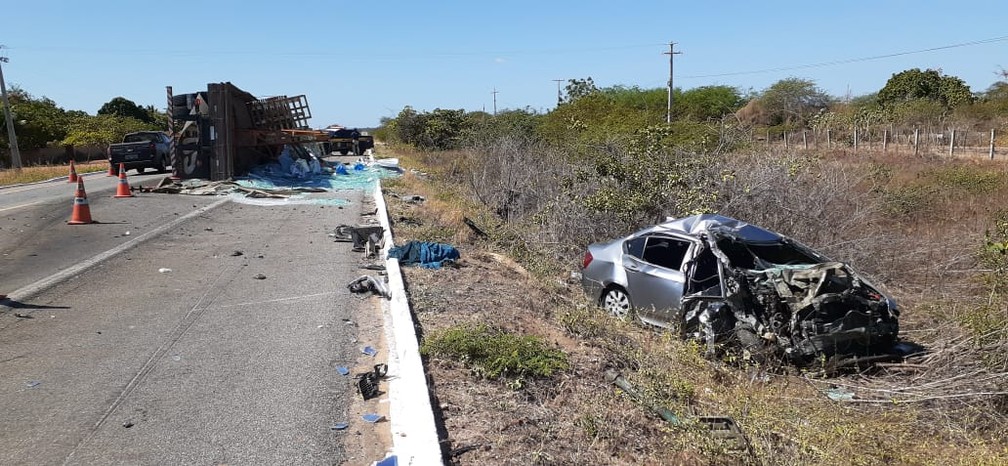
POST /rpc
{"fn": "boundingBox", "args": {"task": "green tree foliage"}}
[0,87,68,152]
[97,96,153,124]
[562,77,599,103]
[61,113,156,147]
[758,78,831,126]
[877,68,974,111]
[539,85,666,146]
[676,85,745,121]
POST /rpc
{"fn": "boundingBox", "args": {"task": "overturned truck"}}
[580,214,900,366]
[167,83,322,180]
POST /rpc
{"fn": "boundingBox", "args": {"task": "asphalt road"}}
[0,175,382,464]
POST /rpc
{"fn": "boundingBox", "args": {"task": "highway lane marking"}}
[2,197,231,303]
[0,200,48,213]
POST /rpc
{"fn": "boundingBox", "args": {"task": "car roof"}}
[642,214,783,243]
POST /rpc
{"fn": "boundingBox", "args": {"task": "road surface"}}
[0,174,389,464]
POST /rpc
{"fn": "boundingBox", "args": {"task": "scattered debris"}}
[373,455,398,466]
[348,275,391,299]
[332,224,385,251]
[158,268,172,274]
[14,313,32,319]
[124,230,131,236]
[463,216,488,238]
[605,369,752,452]
[362,346,378,357]
[253,274,267,280]
[330,422,349,431]
[387,241,460,269]
[25,381,40,388]
[825,386,856,402]
[361,413,384,423]
[357,364,389,400]
[231,250,244,257]
[336,366,350,376]
[122,420,134,428]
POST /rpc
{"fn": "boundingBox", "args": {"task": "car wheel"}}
[601,287,632,319]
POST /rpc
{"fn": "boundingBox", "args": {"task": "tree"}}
[758,78,831,126]
[877,68,974,110]
[676,85,745,121]
[98,97,153,123]
[561,77,598,103]
[0,88,68,152]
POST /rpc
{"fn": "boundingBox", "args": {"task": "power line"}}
[680,35,1008,79]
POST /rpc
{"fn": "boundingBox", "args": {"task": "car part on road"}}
[362,413,385,423]
[387,241,459,269]
[348,275,391,299]
[582,214,900,366]
[357,364,388,401]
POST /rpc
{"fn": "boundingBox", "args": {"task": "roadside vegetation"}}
[379,70,1008,464]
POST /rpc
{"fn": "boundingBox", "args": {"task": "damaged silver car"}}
[580,214,899,364]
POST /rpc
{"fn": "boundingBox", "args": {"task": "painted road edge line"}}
[374,180,444,466]
[3,197,231,303]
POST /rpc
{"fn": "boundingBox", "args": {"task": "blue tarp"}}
[387,241,460,269]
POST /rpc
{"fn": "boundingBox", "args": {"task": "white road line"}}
[0,200,47,213]
[2,197,231,303]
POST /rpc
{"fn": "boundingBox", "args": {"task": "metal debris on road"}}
[25,381,40,388]
[14,313,32,319]
[253,274,267,280]
[361,413,384,423]
[158,268,172,273]
[348,275,390,299]
[122,421,134,428]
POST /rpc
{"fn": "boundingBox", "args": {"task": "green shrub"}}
[421,325,569,386]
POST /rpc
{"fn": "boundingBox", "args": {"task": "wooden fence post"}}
[827,129,831,149]
[949,129,955,157]
[803,130,808,150]
[913,128,919,156]
[883,129,888,152]
[991,128,997,160]
[854,127,859,153]
[783,132,789,149]
[767,129,771,147]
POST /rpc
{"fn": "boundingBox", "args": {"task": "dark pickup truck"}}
[108,131,172,174]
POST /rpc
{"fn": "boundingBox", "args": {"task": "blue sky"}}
[3,1,1006,128]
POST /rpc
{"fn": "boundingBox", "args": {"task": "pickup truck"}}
[108,131,172,174]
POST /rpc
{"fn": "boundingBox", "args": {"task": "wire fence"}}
[759,126,1003,160]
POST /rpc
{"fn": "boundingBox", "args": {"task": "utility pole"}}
[552,78,565,107]
[0,46,22,170]
[491,88,498,116]
[664,42,681,124]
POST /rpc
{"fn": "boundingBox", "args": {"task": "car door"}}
[622,234,692,326]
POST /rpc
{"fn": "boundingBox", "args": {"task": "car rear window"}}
[123,133,156,143]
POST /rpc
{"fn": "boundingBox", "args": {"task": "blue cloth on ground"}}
[335,164,348,175]
[387,241,460,269]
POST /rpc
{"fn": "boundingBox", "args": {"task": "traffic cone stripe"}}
[68,160,78,183]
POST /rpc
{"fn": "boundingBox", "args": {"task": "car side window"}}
[625,237,646,259]
[641,236,691,271]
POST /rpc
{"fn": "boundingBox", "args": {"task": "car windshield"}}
[716,238,821,270]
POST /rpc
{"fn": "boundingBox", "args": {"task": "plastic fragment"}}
[362,346,377,357]
[825,386,855,401]
[362,413,384,423]
[158,268,172,273]
[25,380,41,388]
[336,366,350,376]
[374,455,398,466]
[330,422,349,431]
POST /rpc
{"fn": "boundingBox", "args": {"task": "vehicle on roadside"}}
[108,131,172,175]
[323,126,375,156]
[580,214,900,365]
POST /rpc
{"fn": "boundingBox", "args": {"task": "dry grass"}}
[0,161,109,186]
[381,144,1008,465]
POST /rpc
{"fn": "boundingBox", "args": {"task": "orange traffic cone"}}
[68,160,78,183]
[107,160,118,176]
[68,178,94,224]
[114,163,134,198]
